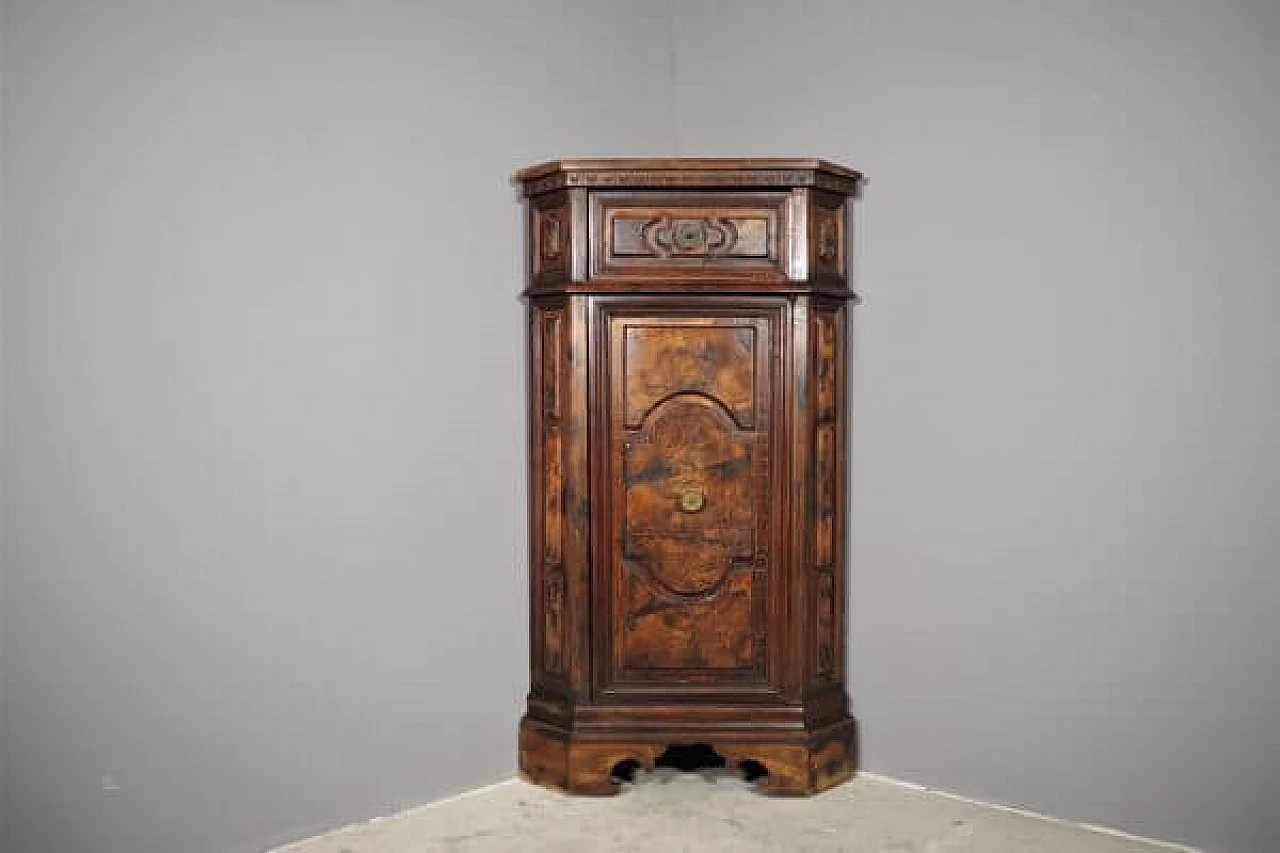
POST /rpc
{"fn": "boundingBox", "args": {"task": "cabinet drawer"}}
[590,191,791,281]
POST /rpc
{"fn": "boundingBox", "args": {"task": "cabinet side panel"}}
[529,304,564,685]
[809,303,847,689]
[531,192,571,286]
[563,296,593,697]
[808,190,848,284]
[785,296,811,701]
[529,300,592,699]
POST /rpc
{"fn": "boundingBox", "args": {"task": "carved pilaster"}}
[812,306,843,684]
[538,308,567,678]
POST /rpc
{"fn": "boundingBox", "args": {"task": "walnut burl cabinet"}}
[515,159,863,796]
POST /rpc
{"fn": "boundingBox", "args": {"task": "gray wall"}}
[5,2,1280,853]
[670,2,1280,852]
[0,2,672,852]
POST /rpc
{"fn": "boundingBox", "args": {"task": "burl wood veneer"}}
[515,159,863,796]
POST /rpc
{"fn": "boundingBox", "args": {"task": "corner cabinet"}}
[515,159,863,796]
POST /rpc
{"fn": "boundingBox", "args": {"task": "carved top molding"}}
[515,158,863,198]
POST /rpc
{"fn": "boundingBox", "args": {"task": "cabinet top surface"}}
[515,158,863,196]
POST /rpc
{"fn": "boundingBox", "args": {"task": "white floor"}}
[277,772,1193,853]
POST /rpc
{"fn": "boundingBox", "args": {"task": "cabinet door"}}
[596,301,786,698]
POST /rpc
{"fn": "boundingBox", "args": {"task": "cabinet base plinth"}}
[518,716,858,797]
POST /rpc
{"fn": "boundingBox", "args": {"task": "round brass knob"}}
[678,487,706,513]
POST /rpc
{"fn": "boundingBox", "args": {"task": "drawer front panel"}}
[591,191,791,281]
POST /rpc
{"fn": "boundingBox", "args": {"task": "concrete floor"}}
[278,772,1190,853]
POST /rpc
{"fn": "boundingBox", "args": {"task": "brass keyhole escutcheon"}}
[672,220,707,251]
[678,487,706,513]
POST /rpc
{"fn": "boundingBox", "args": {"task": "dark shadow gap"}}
[655,743,727,772]
[609,758,642,783]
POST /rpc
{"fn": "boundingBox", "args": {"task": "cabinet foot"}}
[518,717,857,797]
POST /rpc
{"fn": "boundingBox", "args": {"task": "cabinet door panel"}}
[597,303,785,697]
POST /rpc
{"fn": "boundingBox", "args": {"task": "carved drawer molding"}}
[591,191,789,281]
